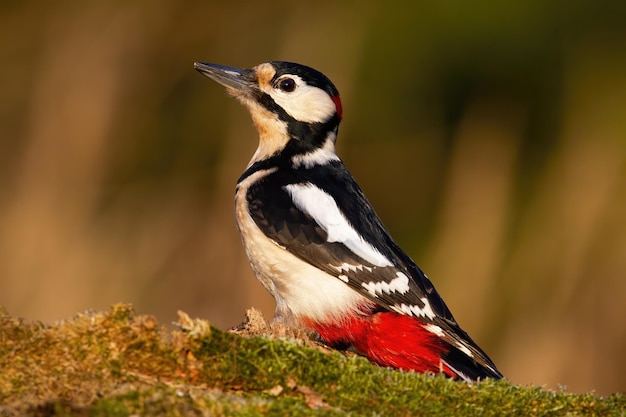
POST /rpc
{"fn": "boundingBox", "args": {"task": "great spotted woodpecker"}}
[194,61,503,381]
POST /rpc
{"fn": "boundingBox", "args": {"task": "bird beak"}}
[194,62,255,93]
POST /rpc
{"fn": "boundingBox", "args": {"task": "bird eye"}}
[277,77,296,93]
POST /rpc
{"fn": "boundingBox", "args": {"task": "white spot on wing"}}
[332,262,373,273]
[284,183,392,267]
[392,298,436,319]
[425,324,445,337]
[362,272,410,297]
[417,298,436,319]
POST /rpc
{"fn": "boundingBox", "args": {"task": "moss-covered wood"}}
[1,304,623,416]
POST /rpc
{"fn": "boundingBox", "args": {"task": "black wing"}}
[244,160,502,378]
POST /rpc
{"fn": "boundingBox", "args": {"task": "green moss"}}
[0,304,623,416]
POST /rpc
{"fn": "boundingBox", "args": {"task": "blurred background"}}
[1,0,625,395]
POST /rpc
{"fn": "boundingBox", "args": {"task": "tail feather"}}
[442,343,503,381]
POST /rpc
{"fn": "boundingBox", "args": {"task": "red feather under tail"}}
[306,311,457,378]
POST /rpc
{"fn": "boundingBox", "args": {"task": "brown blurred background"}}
[1,0,625,395]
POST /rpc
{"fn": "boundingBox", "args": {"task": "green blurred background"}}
[1,0,625,395]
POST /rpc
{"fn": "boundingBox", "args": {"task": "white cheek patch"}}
[269,76,337,124]
[283,182,393,268]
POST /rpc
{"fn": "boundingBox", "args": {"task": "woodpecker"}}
[194,61,503,381]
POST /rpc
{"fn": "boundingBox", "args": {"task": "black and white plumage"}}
[195,60,503,381]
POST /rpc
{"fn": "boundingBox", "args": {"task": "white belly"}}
[235,169,368,324]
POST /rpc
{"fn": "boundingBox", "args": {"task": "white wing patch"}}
[362,272,410,298]
[284,183,393,268]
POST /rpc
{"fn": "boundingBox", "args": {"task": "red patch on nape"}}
[306,312,456,378]
[331,95,343,120]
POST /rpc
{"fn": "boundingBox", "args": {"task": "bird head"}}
[194,61,343,163]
